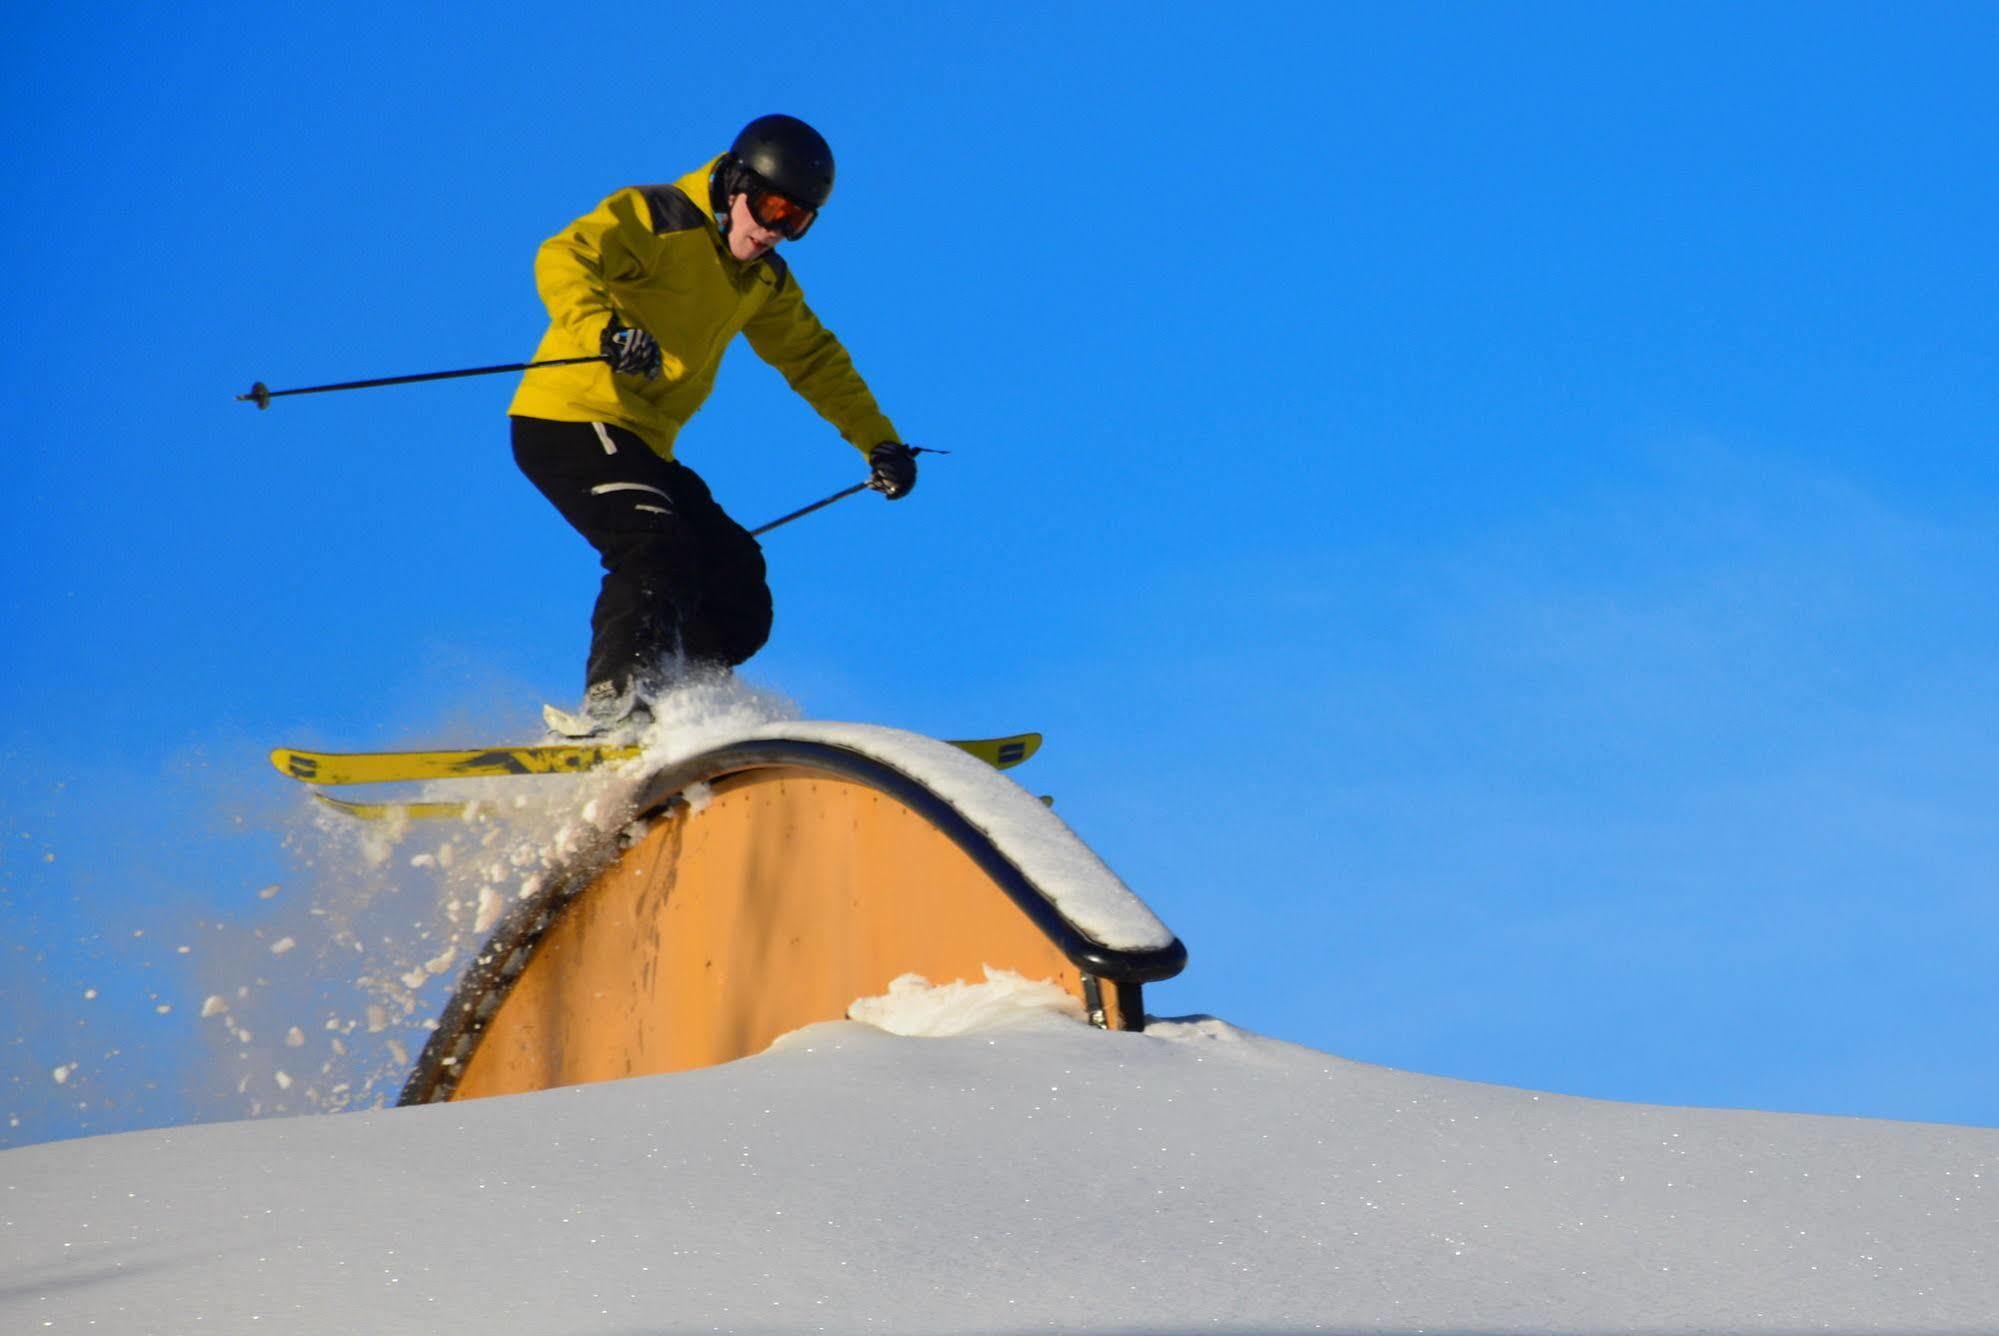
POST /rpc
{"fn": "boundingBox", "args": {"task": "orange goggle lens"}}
[748,188,817,240]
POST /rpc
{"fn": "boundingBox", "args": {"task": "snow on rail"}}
[717,721,1174,955]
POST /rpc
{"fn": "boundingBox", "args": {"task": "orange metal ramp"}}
[402,734,1186,1104]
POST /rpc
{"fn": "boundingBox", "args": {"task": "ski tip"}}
[313,792,476,823]
[312,792,373,820]
[948,732,1042,770]
[269,747,318,782]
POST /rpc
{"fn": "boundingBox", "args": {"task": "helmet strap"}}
[710,156,740,235]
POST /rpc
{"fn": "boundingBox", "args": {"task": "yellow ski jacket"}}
[507,156,897,461]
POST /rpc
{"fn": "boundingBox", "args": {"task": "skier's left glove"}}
[868,442,918,500]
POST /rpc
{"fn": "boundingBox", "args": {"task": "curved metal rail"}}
[400,737,1186,1105]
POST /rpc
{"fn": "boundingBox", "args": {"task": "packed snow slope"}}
[5,975,1995,1334]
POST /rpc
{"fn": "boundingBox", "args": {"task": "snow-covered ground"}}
[6,972,1995,1334]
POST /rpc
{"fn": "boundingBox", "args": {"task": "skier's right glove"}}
[601,317,662,380]
[868,442,918,499]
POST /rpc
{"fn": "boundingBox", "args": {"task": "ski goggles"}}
[746,185,818,241]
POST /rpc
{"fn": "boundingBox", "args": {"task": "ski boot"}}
[543,679,654,742]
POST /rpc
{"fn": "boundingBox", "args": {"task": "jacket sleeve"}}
[743,270,899,456]
[532,189,651,350]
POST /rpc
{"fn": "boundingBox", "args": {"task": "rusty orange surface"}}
[450,767,1084,1100]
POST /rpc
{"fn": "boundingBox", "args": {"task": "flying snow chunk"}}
[270,937,297,956]
[474,887,504,934]
[846,968,1086,1038]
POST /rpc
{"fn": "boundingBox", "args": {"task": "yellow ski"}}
[272,732,1042,793]
[271,743,642,786]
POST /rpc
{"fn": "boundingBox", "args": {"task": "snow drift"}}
[4,975,1995,1334]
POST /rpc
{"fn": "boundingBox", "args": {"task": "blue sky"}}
[4,2,1997,1142]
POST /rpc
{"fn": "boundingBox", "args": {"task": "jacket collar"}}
[679,156,726,227]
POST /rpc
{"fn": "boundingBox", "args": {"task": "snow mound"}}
[843,967,1086,1037]
[6,1011,1997,1333]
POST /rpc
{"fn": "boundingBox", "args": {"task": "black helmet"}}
[728,114,835,208]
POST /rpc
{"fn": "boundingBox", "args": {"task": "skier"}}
[509,114,917,738]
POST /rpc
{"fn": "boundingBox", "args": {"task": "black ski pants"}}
[511,416,772,694]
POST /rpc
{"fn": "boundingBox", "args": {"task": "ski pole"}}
[749,481,871,536]
[750,447,946,537]
[236,354,611,409]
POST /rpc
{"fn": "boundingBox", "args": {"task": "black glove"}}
[600,317,662,380]
[868,442,918,499]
